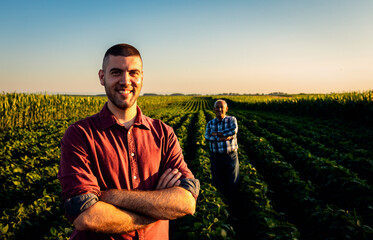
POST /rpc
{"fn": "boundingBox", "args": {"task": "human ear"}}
[98,70,105,86]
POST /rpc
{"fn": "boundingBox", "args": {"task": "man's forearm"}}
[218,136,233,141]
[100,187,196,220]
[205,132,217,141]
[73,201,156,234]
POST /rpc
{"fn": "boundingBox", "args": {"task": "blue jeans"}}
[210,150,240,197]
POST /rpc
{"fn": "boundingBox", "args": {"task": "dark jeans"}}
[210,150,240,197]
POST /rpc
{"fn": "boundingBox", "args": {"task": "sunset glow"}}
[0,0,372,95]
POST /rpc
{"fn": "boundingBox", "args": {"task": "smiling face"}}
[99,55,143,113]
[214,100,228,120]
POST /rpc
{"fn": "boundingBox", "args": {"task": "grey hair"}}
[214,99,228,108]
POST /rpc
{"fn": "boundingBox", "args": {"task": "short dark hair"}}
[102,43,142,70]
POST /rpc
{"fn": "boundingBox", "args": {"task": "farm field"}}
[0,92,373,239]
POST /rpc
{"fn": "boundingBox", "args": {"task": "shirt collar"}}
[215,115,227,122]
[99,103,151,130]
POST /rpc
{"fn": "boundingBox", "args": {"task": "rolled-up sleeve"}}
[64,193,99,222]
[161,125,200,200]
[58,123,101,221]
[179,178,200,200]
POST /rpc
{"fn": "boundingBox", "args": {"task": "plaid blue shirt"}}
[205,116,238,154]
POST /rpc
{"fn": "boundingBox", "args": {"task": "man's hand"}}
[212,132,224,137]
[219,136,232,141]
[98,168,195,220]
[156,168,182,190]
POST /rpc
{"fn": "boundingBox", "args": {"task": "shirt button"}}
[128,132,131,135]
[133,176,137,180]
[131,153,135,157]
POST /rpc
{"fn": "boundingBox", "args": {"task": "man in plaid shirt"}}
[205,99,240,198]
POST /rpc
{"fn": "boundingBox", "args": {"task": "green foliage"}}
[224,90,373,123]
[0,93,372,239]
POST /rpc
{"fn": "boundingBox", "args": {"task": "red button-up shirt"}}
[58,103,195,240]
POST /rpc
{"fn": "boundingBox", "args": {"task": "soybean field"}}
[1,92,373,239]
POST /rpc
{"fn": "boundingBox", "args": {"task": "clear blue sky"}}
[1,0,372,95]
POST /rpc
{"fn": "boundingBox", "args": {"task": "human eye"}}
[110,69,122,76]
[129,70,140,77]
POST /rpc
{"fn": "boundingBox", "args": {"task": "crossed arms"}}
[211,132,233,141]
[205,117,238,142]
[73,168,196,234]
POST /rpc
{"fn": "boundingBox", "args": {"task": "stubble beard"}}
[104,82,137,110]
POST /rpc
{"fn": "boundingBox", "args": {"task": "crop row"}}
[224,90,373,123]
[0,97,200,240]
[261,112,373,161]
[161,109,235,239]
[235,114,372,239]
[0,93,194,130]
[246,112,373,185]
[0,93,106,130]
[137,104,236,239]
[203,109,301,239]
[235,110,373,223]
[1,95,372,239]
[0,118,74,239]
[179,97,214,112]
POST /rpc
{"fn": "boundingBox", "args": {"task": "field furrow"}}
[1,93,372,239]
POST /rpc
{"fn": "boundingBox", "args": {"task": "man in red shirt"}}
[58,43,199,239]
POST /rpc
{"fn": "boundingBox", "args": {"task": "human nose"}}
[119,72,132,85]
